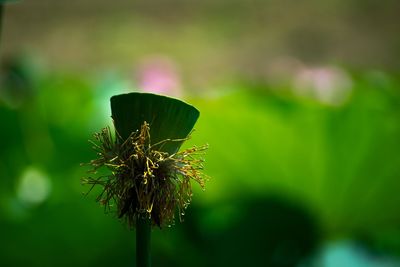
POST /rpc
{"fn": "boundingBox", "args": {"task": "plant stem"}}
[136,217,151,267]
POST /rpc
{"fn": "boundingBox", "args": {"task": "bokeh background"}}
[1,1,400,266]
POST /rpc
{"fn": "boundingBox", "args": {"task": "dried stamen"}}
[82,122,208,228]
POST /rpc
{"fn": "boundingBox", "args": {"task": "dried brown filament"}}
[82,122,208,229]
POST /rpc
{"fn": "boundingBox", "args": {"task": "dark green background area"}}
[1,70,400,267]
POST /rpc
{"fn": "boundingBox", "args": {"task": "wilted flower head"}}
[82,93,207,229]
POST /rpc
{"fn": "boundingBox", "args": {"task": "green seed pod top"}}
[110,92,199,154]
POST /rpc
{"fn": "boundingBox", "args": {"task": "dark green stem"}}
[136,217,151,267]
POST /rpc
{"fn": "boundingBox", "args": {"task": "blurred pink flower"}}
[293,66,352,105]
[136,56,182,97]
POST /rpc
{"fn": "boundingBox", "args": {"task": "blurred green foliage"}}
[2,1,400,266]
[0,59,400,267]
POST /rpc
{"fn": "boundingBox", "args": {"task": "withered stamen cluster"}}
[82,122,208,228]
